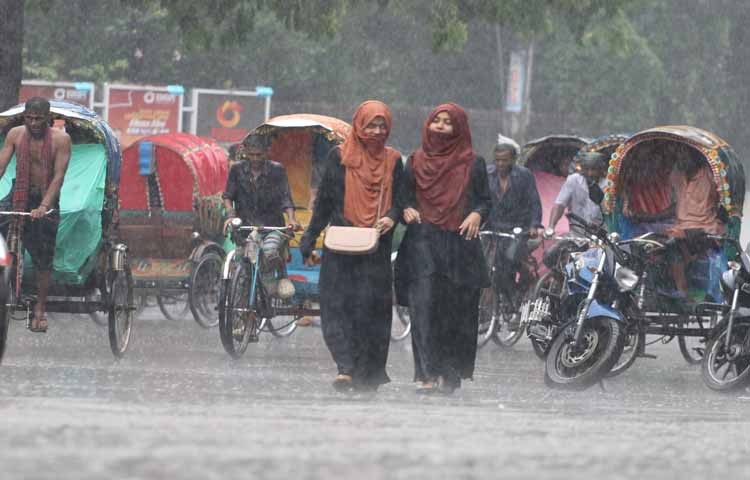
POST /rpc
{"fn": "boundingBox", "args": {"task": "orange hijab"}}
[341,101,400,227]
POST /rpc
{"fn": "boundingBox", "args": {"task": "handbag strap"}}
[373,176,386,228]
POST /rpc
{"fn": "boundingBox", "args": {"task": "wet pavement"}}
[2,309,750,480]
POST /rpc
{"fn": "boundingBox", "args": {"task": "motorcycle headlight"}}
[614,263,639,291]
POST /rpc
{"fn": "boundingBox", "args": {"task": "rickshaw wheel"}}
[108,266,134,359]
[219,261,259,359]
[678,334,705,365]
[157,293,190,322]
[188,252,222,328]
[391,304,411,342]
[0,276,9,365]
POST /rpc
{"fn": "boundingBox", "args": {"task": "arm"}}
[0,128,19,180]
[399,156,421,224]
[548,204,566,230]
[374,157,403,235]
[300,148,339,258]
[278,167,298,228]
[222,165,238,217]
[548,176,574,230]
[459,156,491,239]
[526,170,543,229]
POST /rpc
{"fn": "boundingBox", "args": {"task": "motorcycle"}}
[701,238,750,391]
[525,231,590,359]
[543,213,636,389]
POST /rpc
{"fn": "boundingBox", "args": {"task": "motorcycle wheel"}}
[545,316,625,390]
[701,322,750,392]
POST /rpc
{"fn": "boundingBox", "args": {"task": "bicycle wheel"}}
[188,252,222,328]
[0,274,9,365]
[108,267,134,359]
[157,292,190,322]
[219,261,261,359]
[391,304,411,342]
[477,286,496,348]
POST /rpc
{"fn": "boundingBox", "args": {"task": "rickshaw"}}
[477,135,590,348]
[602,126,745,367]
[119,133,228,328]
[0,101,135,361]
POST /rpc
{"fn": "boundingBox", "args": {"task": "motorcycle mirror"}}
[608,232,621,243]
[544,228,554,239]
[512,227,523,236]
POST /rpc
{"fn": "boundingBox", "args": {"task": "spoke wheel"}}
[545,317,625,390]
[157,293,190,322]
[606,322,645,378]
[492,301,525,348]
[477,286,496,348]
[108,267,134,358]
[265,297,298,337]
[188,252,223,328]
[702,322,750,391]
[678,334,705,365]
[219,261,261,359]
[0,275,9,365]
[391,304,411,342]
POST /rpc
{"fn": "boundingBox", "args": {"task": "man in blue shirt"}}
[485,137,544,294]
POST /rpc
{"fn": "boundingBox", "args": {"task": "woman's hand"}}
[374,216,395,235]
[303,251,321,267]
[458,212,481,240]
[403,207,421,224]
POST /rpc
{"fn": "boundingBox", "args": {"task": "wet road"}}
[2,310,750,480]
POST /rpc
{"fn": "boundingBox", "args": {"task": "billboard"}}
[104,84,183,147]
[19,80,94,109]
[191,88,270,145]
[505,51,526,113]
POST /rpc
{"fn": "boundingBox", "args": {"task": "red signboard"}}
[19,81,93,108]
[105,85,183,147]
[192,89,268,146]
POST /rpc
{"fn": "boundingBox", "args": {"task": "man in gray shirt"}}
[548,152,607,233]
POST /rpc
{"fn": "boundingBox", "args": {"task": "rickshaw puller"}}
[222,134,300,297]
[0,97,71,333]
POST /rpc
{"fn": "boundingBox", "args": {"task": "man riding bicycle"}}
[485,136,544,297]
[222,134,300,299]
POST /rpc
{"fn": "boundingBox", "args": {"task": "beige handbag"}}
[324,178,385,255]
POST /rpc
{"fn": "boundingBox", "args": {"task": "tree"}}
[0,0,24,110]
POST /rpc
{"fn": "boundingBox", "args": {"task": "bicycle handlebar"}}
[0,209,56,217]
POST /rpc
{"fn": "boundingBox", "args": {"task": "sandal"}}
[332,374,353,392]
[415,381,438,395]
[29,315,48,333]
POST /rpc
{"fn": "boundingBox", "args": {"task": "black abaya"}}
[300,148,403,388]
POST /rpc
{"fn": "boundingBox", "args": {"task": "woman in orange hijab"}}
[394,103,491,395]
[300,100,403,392]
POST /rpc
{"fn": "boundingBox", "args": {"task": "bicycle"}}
[218,221,316,359]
